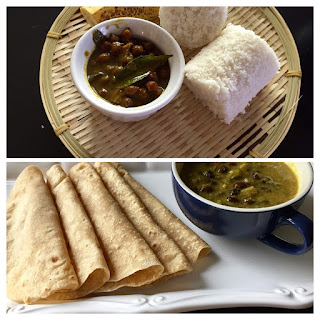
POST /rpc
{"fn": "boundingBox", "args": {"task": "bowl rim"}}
[171,162,314,213]
[70,17,185,116]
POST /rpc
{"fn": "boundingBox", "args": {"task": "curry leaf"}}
[88,72,105,82]
[115,72,151,89]
[115,55,172,89]
[92,30,107,48]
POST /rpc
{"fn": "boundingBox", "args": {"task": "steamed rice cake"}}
[184,23,280,124]
[159,7,227,48]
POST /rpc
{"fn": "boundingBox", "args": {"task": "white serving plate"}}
[6,162,313,313]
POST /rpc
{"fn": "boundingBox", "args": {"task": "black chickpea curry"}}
[87,28,171,107]
[180,163,299,209]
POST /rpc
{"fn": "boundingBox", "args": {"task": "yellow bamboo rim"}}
[54,123,69,136]
[40,7,301,158]
[285,70,302,77]
[47,31,63,39]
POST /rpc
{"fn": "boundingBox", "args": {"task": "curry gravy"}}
[180,162,298,208]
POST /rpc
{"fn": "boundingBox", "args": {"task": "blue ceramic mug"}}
[172,162,313,255]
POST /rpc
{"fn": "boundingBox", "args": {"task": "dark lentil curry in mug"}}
[179,163,298,208]
[87,28,171,108]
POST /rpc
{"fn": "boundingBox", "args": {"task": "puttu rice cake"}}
[184,23,280,124]
[159,7,228,49]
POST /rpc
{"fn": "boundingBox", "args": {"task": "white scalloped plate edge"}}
[7,287,313,313]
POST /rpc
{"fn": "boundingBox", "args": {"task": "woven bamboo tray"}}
[40,7,301,158]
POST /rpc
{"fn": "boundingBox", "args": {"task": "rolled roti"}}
[94,162,193,282]
[68,163,164,292]
[46,164,110,300]
[111,163,211,264]
[7,166,78,304]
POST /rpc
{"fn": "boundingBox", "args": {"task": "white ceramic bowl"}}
[71,18,185,122]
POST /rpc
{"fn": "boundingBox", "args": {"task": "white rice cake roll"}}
[184,23,280,124]
[159,7,228,49]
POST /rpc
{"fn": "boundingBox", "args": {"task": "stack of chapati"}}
[7,163,210,304]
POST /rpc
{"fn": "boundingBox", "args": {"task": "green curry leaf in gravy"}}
[88,72,106,83]
[115,55,172,89]
[92,30,107,48]
[115,72,151,89]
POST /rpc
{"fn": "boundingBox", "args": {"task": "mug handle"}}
[257,209,313,255]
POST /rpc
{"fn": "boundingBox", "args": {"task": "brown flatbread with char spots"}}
[46,164,110,300]
[68,163,164,292]
[7,166,78,304]
[111,162,211,264]
[94,162,193,285]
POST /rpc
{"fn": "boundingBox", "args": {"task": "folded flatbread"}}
[46,164,110,300]
[7,166,78,304]
[111,163,211,264]
[94,162,193,283]
[7,163,211,304]
[68,163,164,292]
